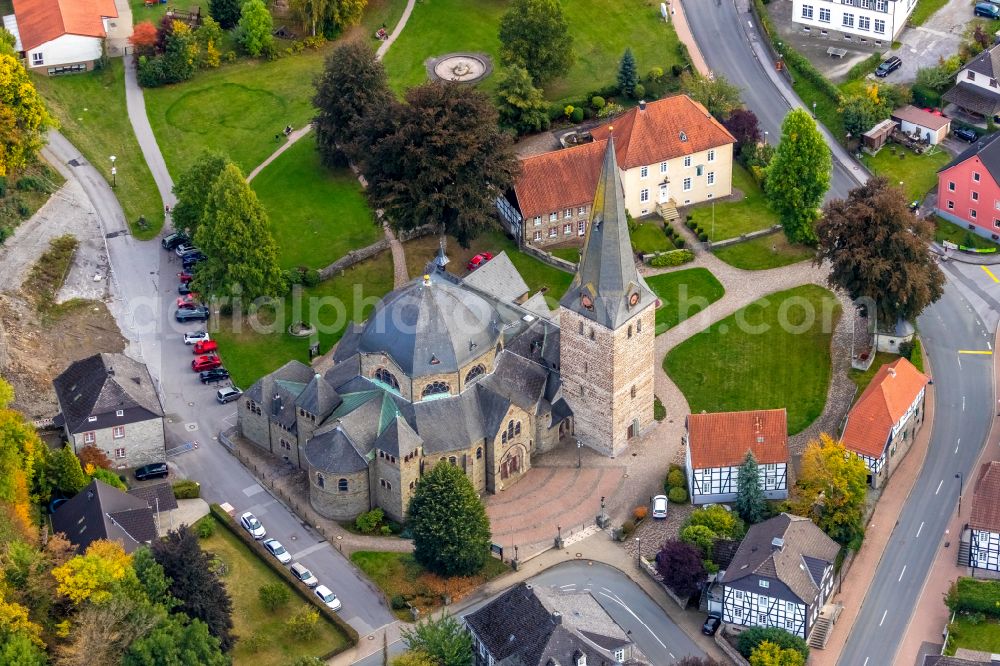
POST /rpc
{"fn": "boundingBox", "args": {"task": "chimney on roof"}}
[107,366,115,376]
[771,537,784,552]
[638,100,646,111]
[552,611,562,625]
[315,373,321,381]
[888,367,896,378]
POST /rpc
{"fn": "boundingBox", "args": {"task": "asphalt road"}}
[838,272,994,665]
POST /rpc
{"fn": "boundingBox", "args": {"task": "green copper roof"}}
[275,380,307,395]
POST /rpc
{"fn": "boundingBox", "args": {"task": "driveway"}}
[885,0,968,85]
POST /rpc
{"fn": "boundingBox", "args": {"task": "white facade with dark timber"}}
[969,461,1000,572]
[687,460,788,504]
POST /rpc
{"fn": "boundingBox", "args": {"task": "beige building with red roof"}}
[968,461,1000,572]
[684,408,789,505]
[7,0,118,74]
[513,95,735,248]
[841,357,928,489]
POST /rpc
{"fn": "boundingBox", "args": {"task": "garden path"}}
[245,124,314,182]
[123,54,177,211]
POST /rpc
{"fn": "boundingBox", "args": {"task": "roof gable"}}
[51,479,156,553]
[841,358,927,458]
[514,139,607,220]
[686,409,788,468]
[971,461,1000,533]
[939,131,1000,185]
[12,0,117,51]
[52,353,163,434]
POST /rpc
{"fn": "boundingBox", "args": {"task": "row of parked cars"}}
[238,512,342,611]
[163,232,211,323]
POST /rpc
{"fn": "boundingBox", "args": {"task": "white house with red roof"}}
[841,357,928,489]
[6,0,118,74]
[684,408,789,505]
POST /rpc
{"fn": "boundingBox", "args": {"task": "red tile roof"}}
[513,138,608,220]
[971,461,1000,534]
[687,409,788,469]
[841,358,928,459]
[12,0,118,51]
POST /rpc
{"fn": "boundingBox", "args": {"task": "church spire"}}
[559,135,654,330]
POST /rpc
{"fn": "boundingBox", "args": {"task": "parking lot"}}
[884,0,969,85]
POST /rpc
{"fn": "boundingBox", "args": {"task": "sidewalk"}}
[672,1,711,77]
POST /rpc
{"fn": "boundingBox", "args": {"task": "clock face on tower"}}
[629,292,640,308]
[581,294,594,311]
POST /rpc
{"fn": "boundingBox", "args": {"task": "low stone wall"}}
[709,224,783,250]
[715,626,751,666]
[521,243,577,273]
[317,224,436,280]
[638,556,688,609]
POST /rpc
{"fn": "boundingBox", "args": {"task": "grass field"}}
[713,234,816,270]
[946,615,1000,655]
[197,516,350,664]
[689,165,779,242]
[0,159,65,235]
[631,221,674,254]
[550,247,581,263]
[32,61,164,239]
[788,62,846,144]
[908,0,950,27]
[211,252,395,387]
[862,146,951,202]
[663,284,841,434]
[252,139,380,270]
[350,551,508,622]
[934,216,1000,250]
[646,268,725,334]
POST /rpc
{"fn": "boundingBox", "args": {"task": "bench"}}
[827,47,848,59]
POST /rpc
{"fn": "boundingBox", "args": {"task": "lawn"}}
[351,551,509,622]
[550,247,581,263]
[646,268,725,335]
[862,146,951,202]
[908,0,950,27]
[713,234,816,270]
[631,221,674,254]
[252,139,380,270]
[211,252,395,387]
[946,615,1000,655]
[689,164,779,242]
[934,216,1000,250]
[197,516,350,664]
[143,47,332,177]
[663,284,841,434]
[788,62,846,144]
[0,159,65,236]
[31,60,164,239]
[404,230,573,302]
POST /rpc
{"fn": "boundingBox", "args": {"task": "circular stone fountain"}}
[427,53,493,84]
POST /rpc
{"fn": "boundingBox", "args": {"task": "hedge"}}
[911,84,942,109]
[172,480,201,499]
[947,577,1000,619]
[207,504,360,651]
[736,626,810,660]
[649,249,694,267]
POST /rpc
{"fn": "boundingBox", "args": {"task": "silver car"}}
[263,538,292,564]
[652,495,668,519]
[314,585,341,611]
[239,511,266,539]
[290,563,318,588]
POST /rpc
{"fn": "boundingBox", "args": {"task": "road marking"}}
[670,653,676,660]
[879,609,888,626]
[242,484,265,497]
[936,479,944,494]
[290,542,330,560]
[598,591,668,650]
[864,658,870,666]
[963,396,966,411]
[898,565,907,582]
[560,584,575,590]
[982,266,1000,283]
[956,440,961,454]
[916,522,924,538]
[958,350,993,355]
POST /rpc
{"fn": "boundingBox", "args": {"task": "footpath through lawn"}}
[663,284,841,434]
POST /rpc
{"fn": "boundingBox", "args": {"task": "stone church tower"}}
[559,136,656,457]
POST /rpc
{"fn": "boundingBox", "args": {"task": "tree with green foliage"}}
[789,433,868,547]
[258,582,291,611]
[688,504,745,540]
[392,652,437,666]
[193,163,285,303]
[498,0,574,84]
[915,56,961,93]
[290,0,366,36]
[680,72,742,120]
[736,626,809,661]
[366,82,520,248]
[840,93,882,137]
[617,48,638,98]
[132,547,175,610]
[122,615,227,666]
[313,40,394,167]
[679,524,717,559]
[51,445,88,495]
[172,151,229,236]
[237,0,274,57]
[408,461,491,577]
[0,54,55,177]
[208,0,241,29]
[0,28,16,56]
[90,468,127,491]
[765,109,830,245]
[401,615,473,666]
[736,451,767,524]
[816,176,944,327]
[0,630,47,666]
[495,64,551,136]
[750,640,806,666]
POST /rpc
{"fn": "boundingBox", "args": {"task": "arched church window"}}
[374,367,400,391]
[316,473,325,488]
[465,364,486,384]
[515,422,521,436]
[501,432,508,444]
[507,420,515,439]
[338,478,348,492]
[476,447,483,459]
[421,381,450,398]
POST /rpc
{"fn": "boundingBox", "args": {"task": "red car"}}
[177,272,193,283]
[192,355,222,372]
[176,294,200,309]
[193,340,218,355]
[466,252,493,271]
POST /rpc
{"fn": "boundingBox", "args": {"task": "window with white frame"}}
[974,172,982,182]
[819,7,831,21]
[947,199,954,209]
[549,227,557,237]
[549,212,557,222]
[683,177,692,191]
[758,613,768,624]
[640,188,649,202]
[32,52,43,65]
[785,619,795,630]
[707,172,715,186]
[88,415,97,422]
[949,181,956,191]
[84,432,96,444]
[640,165,648,178]
[115,447,126,459]
[707,149,715,162]
[734,607,743,617]
[564,208,572,219]
[995,219,1000,229]
[533,230,541,241]
[696,165,704,176]
[563,223,572,235]
[578,220,585,235]
[533,216,541,226]
[116,409,124,417]
[786,601,795,613]
[734,590,744,600]
[973,191,980,201]
[759,580,770,589]
[801,4,813,18]
[858,15,870,30]
[113,426,125,439]
[876,0,887,10]
[874,18,885,33]
[842,12,854,27]
[684,156,692,168]
[660,161,668,173]
[578,206,587,216]
[971,209,978,219]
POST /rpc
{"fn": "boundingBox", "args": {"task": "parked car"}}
[174,243,196,257]
[162,232,189,251]
[176,294,201,308]
[178,282,194,295]
[651,494,668,519]
[314,585,342,611]
[290,563,319,588]
[976,1,1000,18]
[193,339,218,355]
[134,462,169,481]
[192,355,222,372]
[200,367,230,384]
[184,330,210,345]
[177,271,193,283]
[181,254,205,270]
[874,56,902,77]
[954,126,979,142]
[263,538,292,564]
[239,512,266,540]
[175,306,209,323]
[702,615,722,636]
[466,252,493,271]
[217,386,242,404]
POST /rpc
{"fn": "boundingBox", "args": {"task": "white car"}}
[183,330,209,345]
[290,563,318,588]
[263,538,292,564]
[239,512,266,540]
[314,585,341,611]
[652,495,668,519]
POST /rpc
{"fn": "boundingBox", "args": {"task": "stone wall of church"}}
[609,304,656,455]
[239,398,271,452]
[359,344,502,403]
[308,466,370,520]
[372,455,404,523]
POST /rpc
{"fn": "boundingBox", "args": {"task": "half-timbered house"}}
[970,461,1000,572]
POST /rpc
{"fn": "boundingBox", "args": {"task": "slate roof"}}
[462,251,530,304]
[971,461,1000,533]
[53,353,163,435]
[891,105,951,131]
[841,358,928,459]
[373,414,422,457]
[942,81,1000,119]
[12,0,117,51]
[51,479,157,553]
[722,514,839,606]
[939,128,1000,186]
[304,425,369,473]
[964,43,1000,79]
[127,482,178,512]
[245,359,313,403]
[298,373,341,420]
[686,409,788,469]
[559,137,656,330]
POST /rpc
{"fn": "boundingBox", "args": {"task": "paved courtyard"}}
[889,0,968,85]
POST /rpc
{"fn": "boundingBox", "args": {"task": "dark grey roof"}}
[356,273,502,378]
[942,81,1000,118]
[374,415,422,457]
[923,655,992,666]
[332,323,363,364]
[297,373,341,420]
[722,513,839,605]
[127,482,178,512]
[52,353,163,434]
[479,351,549,413]
[324,353,362,392]
[52,479,157,553]
[939,129,1000,184]
[245,360,314,403]
[462,251,529,304]
[965,44,1000,79]
[520,292,553,320]
[559,136,655,330]
[303,426,369,473]
[411,388,487,454]
[337,390,399,453]
[551,398,572,427]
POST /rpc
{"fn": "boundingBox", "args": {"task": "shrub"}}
[16,175,49,192]
[391,594,408,610]
[241,633,267,653]
[911,84,942,108]
[355,508,385,534]
[675,238,686,249]
[737,626,809,660]
[668,487,688,503]
[688,504,746,540]
[0,176,7,197]
[671,64,684,77]
[196,519,214,539]
[698,232,709,242]
[946,577,1000,619]
[649,249,695,267]
[258,582,291,611]
[286,607,320,641]
[591,96,606,110]
[633,506,648,521]
[172,480,201,499]
[667,469,686,489]
[680,524,717,557]
[648,66,664,83]
[598,102,625,118]
[564,105,575,119]
[301,268,321,287]
[619,519,636,540]
[571,107,584,123]
[633,83,646,99]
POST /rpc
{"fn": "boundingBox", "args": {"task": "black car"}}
[701,615,722,636]
[954,127,979,142]
[135,462,169,481]
[178,282,193,295]
[874,56,902,78]
[175,306,209,322]
[200,367,230,384]
[182,253,206,270]
[161,232,190,251]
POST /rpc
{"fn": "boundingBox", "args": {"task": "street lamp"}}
[635,537,642,567]
[109,155,117,188]
[764,130,769,144]
[956,472,964,514]
[812,101,817,118]
[577,439,582,469]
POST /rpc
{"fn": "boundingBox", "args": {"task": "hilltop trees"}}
[766,109,831,245]
[498,0,574,84]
